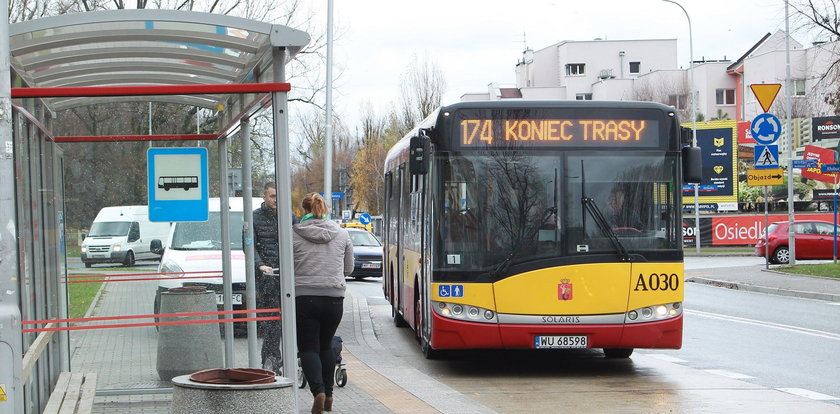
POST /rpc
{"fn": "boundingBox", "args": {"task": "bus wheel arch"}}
[391,262,408,327]
[413,275,421,341]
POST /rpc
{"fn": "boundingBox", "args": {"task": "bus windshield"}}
[170,212,244,250]
[436,151,679,279]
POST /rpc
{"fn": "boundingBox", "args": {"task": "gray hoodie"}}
[292,219,353,297]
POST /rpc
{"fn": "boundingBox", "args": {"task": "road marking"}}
[777,388,839,401]
[645,354,687,363]
[703,369,755,379]
[687,309,840,342]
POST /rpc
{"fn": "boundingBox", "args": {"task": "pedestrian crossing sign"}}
[754,145,779,169]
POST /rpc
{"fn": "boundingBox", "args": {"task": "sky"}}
[310,0,809,130]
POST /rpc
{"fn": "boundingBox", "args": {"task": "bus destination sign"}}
[457,119,659,148]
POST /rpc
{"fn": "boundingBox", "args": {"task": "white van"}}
[81,206,171,268]
[153,198,248,328]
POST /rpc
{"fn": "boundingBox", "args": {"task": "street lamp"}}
[663,0,700,254]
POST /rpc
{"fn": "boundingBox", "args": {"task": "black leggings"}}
[296,295,344,396]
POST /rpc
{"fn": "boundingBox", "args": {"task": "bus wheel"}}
[414,290,422,341]
[393,309,408,327]
[421,338,438,359]
[603,348,633,358]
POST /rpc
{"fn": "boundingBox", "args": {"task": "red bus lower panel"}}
[430,312,682,350]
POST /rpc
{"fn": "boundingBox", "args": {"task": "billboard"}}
[684,213,837,246]
[736,121,755,144]
[801,145,838,184]
[812,116,840,141]
[682,121,738,210]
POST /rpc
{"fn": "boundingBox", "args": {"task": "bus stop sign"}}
[147,147,209,222]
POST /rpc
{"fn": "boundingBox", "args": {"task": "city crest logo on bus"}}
[558,279,573,301]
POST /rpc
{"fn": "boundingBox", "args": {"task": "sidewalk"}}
[81,276,495,413]
[685,259,840,303]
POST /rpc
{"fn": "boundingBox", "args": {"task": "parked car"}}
[153,198,248,333]
[755,220,840,264]
[346,228,382,279]
[81,205,171,268]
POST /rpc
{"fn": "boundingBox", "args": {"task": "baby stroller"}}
[297,336,347,389]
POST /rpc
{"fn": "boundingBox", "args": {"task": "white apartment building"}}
[462,31,840,162]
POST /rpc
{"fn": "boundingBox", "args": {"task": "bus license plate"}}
[216,294,242,305]
[534,335,588,349]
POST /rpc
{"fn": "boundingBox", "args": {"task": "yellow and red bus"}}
[382,100,701,358]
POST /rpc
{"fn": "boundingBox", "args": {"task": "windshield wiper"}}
[581,197,630,262]
[489,206,557,278]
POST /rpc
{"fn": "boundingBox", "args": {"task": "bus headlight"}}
[625,302,682,324]
[432,301,497,324]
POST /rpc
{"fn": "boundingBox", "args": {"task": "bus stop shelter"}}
[0,9,308,413]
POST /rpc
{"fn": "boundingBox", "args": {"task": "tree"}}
[343,56,447,216]
[395,53,447,136]
[348,102,394,215]
[710,109,731,121]
[790,1,840,114]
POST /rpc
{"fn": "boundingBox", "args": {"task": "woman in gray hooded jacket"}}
[292,192,353,414]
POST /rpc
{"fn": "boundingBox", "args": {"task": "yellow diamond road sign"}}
[747,168,784,186]
[750,84,782,113]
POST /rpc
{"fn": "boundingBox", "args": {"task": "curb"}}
[686,276,840,302]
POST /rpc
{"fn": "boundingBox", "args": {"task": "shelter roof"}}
[9,9,310,112]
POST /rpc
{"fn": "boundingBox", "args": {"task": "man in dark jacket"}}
[253,182,298,370]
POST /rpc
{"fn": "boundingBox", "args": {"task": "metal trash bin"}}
[171,368,294,414]
[156,287,223,381]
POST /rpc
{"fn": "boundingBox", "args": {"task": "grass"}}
[65,244,80,257]
[68,277,103,319]
[692,247,754,253]
[776,263,840,279]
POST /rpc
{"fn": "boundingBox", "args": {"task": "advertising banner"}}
[801,145,838,184]
[709,213,835,245]
[736,121,755,144]
[683,213,838,246]
[684,127,735,197]
[812,116,840,141]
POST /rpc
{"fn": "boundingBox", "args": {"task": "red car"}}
[755,220,840,264]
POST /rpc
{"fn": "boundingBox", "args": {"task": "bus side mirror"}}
[682,146,702,184]
[409,135,431,175]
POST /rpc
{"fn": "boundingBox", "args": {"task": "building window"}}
[565,63,585,76]
[575,93,592,100]
[629,61,641,74]
[668,94,687,110]
[793,79,806,96]
[715,89,735,105]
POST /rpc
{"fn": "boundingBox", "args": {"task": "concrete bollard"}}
[171,371,294,414]
[156,288,223,381]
